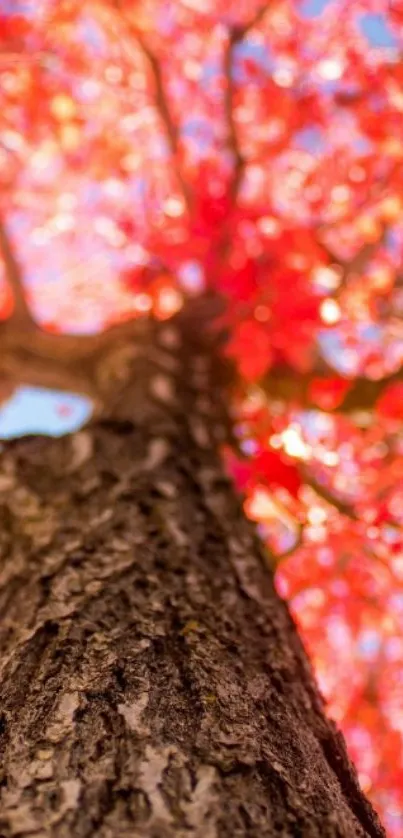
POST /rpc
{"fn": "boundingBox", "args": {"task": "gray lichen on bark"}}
[0,313,385,837]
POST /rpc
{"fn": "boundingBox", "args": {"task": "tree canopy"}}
[0,1,402,833]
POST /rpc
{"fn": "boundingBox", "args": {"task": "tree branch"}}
[0,217,36,330]
[320,225,387,294]
[0,292,227,413]
[135,35,179,156]
[299,467,358,520]
[233,2,273,40]
[263,362,403,415]
[136,34,192,210]
[0,314,144,405]
[223,32,245,202]
[224,4,272,200]
[110,0,192,213]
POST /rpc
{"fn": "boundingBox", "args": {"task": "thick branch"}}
[263,363,403,415]
[0,293,228,412]
[0,217,36,329]
[0,300,401,419]
[0,313,142,408]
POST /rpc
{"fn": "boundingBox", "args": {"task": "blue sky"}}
[300,0,330,16]
[0,387,92,439]
[301,0,397,49]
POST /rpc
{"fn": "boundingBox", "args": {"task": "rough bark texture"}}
[0,317,385,837]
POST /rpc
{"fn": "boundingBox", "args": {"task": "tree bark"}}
[0,316,385,837]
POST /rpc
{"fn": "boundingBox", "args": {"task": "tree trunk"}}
[0,315,385,837]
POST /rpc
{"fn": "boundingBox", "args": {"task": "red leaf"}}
[376,382,403,421]
[226,320,273,380]
[119,216,136,238]
[121,266,141,292]
[223,447,253,492]
[309,377,353,410]
[255,450,302,497]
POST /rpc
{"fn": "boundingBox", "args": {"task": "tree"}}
[0,1,402,835]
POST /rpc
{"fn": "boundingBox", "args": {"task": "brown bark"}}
[0,316,385,837]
